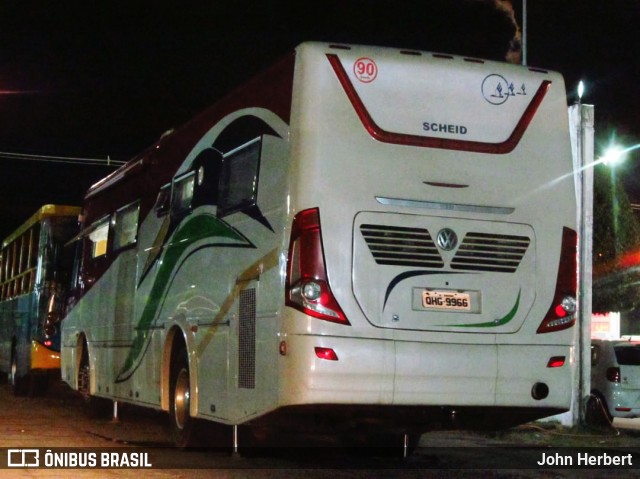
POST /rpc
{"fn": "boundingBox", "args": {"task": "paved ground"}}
[1,380,640,478]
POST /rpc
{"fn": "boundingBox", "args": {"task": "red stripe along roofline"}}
[326,53,551,155]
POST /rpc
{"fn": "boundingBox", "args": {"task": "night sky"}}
[0,0,638,239]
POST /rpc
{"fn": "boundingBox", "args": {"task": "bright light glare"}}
[599,143,640,167]
[578,80,584,100]
[601,146,626,166]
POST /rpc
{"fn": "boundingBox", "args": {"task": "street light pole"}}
[522,0,527,66]
[569,100,594,426]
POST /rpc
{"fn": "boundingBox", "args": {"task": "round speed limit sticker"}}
[353,57,378,83]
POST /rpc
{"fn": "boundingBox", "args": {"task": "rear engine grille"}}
[451,232,530,273]
[360,224,444,268]
[238,288,256,389]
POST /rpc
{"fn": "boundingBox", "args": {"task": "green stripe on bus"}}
[116,214,247,382]
[436,290,521,328]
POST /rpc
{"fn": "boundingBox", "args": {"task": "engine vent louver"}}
[360,224,444,268]
[360,225,529,273]
[451,232,530,273]
[238,288,256,389]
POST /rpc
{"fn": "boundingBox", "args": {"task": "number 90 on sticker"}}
[353,57,378,83]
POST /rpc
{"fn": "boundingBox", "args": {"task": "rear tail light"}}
[44,311,58,338]
[285,208,350,325]
[547,356,566,368]
[537,227,577,334]
[607,367,621,383]
[314,347,339,361]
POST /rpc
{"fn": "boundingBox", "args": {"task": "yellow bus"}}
[0,205,80,395]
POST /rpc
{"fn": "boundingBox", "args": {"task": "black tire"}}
[167,341,233,451]
[78,346,91,401]
[78,343,111,418]
[586,393,613,428]
[169,344,195,447]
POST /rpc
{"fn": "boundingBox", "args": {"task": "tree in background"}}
[592,163,640,313]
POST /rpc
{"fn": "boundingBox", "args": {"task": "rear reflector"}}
[547,356,566,368]
[314,347,339,361]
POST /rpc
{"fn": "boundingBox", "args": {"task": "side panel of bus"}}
[0,294,37,378]
[61,55,296,426]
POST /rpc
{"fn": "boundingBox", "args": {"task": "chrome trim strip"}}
[375,196,515,215]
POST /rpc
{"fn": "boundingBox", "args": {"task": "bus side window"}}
[88,218,110,259]
[113,201,140,251]
[191,148,223,209]
[171,172,195,217]
[154,184,171,217]
[218,137,261,217]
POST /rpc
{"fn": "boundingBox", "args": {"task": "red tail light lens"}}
[607,367,621,383]
[537,227,577,334]
[547,356,566,368]
[285,208,350,325]
[314,347,339,361]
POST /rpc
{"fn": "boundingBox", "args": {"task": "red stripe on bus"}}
[326,53,551,154]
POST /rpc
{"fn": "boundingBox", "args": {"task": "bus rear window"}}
[113,202,140,251]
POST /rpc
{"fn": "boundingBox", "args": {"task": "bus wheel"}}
[169,346,195,447]
[78,344,110,417]
[78,347,91,402]
[9,351,28,396]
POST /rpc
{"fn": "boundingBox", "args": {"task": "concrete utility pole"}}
[568,101,594,425]
[522,0,527,66]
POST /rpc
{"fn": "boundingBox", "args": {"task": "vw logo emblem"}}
[436,228,458,251]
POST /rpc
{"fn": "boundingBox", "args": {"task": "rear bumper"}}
[31,340,61,370]
[280,334,573,411]
[247,403,566,434]
[610,389,640,418]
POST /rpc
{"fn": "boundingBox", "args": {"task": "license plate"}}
[422,290,471,311]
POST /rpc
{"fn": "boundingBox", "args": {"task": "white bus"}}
[61,42,577,450]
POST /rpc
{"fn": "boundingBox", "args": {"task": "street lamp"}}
[598,142,640,270]
[578,81,585,102]
[601,146,626,166]
[569,90,594,427]
[599,143,640,166]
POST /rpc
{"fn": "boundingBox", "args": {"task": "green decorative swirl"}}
[436,290,521,328]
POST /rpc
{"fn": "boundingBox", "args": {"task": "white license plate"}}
[422,290,471,311]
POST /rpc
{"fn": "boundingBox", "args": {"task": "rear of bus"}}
[278,43,576,432]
